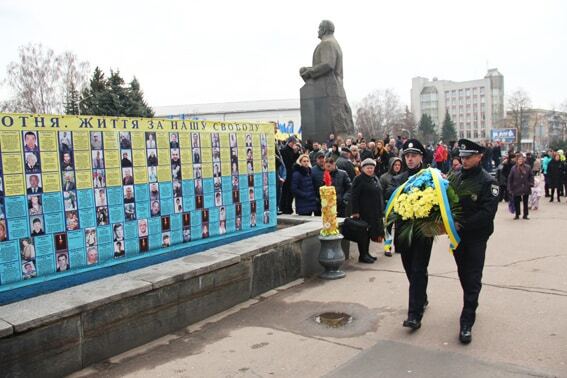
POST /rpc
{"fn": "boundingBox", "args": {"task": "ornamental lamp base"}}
[318,234,346,280]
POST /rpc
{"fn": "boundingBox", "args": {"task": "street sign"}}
[491,128,517,143]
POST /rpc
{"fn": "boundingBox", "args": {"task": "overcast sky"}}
[1,0,566,110]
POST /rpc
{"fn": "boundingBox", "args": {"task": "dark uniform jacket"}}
[453,164,499,241]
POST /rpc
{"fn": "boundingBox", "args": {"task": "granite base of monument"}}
[300,82,354,143]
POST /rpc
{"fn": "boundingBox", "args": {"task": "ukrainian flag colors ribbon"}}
[383,168,460,252]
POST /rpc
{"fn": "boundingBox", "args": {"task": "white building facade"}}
[411,69,504,141]
[154,99,301,135]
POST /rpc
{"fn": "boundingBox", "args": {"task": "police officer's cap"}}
[402,139,425,155]
[458,139,485,157]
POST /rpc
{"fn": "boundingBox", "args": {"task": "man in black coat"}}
[385,139,432,331]
[279,137,299,214]
[452,139,499,344]
[335,147,356,181]
[312,156,352,217]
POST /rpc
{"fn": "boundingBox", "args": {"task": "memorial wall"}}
[0,113,277,296]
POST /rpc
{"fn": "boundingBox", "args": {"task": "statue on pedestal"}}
[299,20,355,143]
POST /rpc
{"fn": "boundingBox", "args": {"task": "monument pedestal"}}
[300,78,354,143]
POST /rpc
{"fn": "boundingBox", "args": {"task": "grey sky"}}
[1,0,566,111]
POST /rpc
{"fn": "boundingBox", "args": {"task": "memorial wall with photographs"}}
[0,113,277,292]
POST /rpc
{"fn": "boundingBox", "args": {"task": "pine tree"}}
[79,68,153,117]
[64,82,80,115]
[441,110,457,142]
[417,113,437,145]
[80,67,108,116]
[125,77,154,117]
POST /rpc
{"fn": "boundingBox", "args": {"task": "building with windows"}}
[411,69,504,141]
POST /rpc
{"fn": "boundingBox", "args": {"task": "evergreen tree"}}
[125,77,154,117]
[441,110,457,142]
[80,67,109,116]
[106,70,128,116]
[417,113,437,145]
[79,67,153,117]
[64,82,80,115]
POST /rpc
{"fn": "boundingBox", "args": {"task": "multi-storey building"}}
[411,69,504,141]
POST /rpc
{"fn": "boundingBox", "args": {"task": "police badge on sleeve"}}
[491,184,499,197]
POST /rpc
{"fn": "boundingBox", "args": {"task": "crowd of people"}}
[276,132,506,344]
[276,132,567,222]
[274,130,567,344]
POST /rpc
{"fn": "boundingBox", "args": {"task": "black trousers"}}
[550,188,561,201]
[453,238,487,326]
[513,195,529,217]
[357,235,371,259]
[399,236,433,320]
[280,180,294,214]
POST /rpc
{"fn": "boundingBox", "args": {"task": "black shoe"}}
[384,251,392,257]
[514,215,519,220]
[369,255,377,261]
[423,300,429,312]
[523,216,529,220]
[358,255,375,264]
[459,324,472,344]
[403,318,421,330]
[550,199,554,202]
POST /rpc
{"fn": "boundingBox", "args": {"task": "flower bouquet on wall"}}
[384,168,464,251]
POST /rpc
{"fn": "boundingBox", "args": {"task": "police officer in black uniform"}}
[452,139,499,343]
[385,139,432,330]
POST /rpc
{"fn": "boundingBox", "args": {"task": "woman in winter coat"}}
[291,154,317,215]
[351,158,385,264]
[379,157,402,194]
[373,140,390,177]
[546,153,563,202]
[507,153,534,219]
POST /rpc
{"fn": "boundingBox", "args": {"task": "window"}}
[481,130,486,138]
[459,122,464,129]
[466,89,471,97]
[474,130,478,139]
[466,98,471,105]
[479,87,485,95]
[481,96,485,104]
[459,89,464,97]
[466,130,471,138]
[459,131,464,138]
[452,90,457,97]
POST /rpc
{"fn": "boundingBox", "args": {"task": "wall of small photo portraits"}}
[0,122,276,289]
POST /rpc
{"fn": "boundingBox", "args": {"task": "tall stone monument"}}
[299,20,355,143]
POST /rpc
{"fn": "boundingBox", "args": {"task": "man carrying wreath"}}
[385,138,432,331]
[451,139,499,344]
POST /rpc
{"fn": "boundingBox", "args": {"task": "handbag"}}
[341,217,369,243]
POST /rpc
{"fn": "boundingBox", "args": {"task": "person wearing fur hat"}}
[351,158,384,263]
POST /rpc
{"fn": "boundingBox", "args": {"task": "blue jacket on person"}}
[291,165,317,215]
